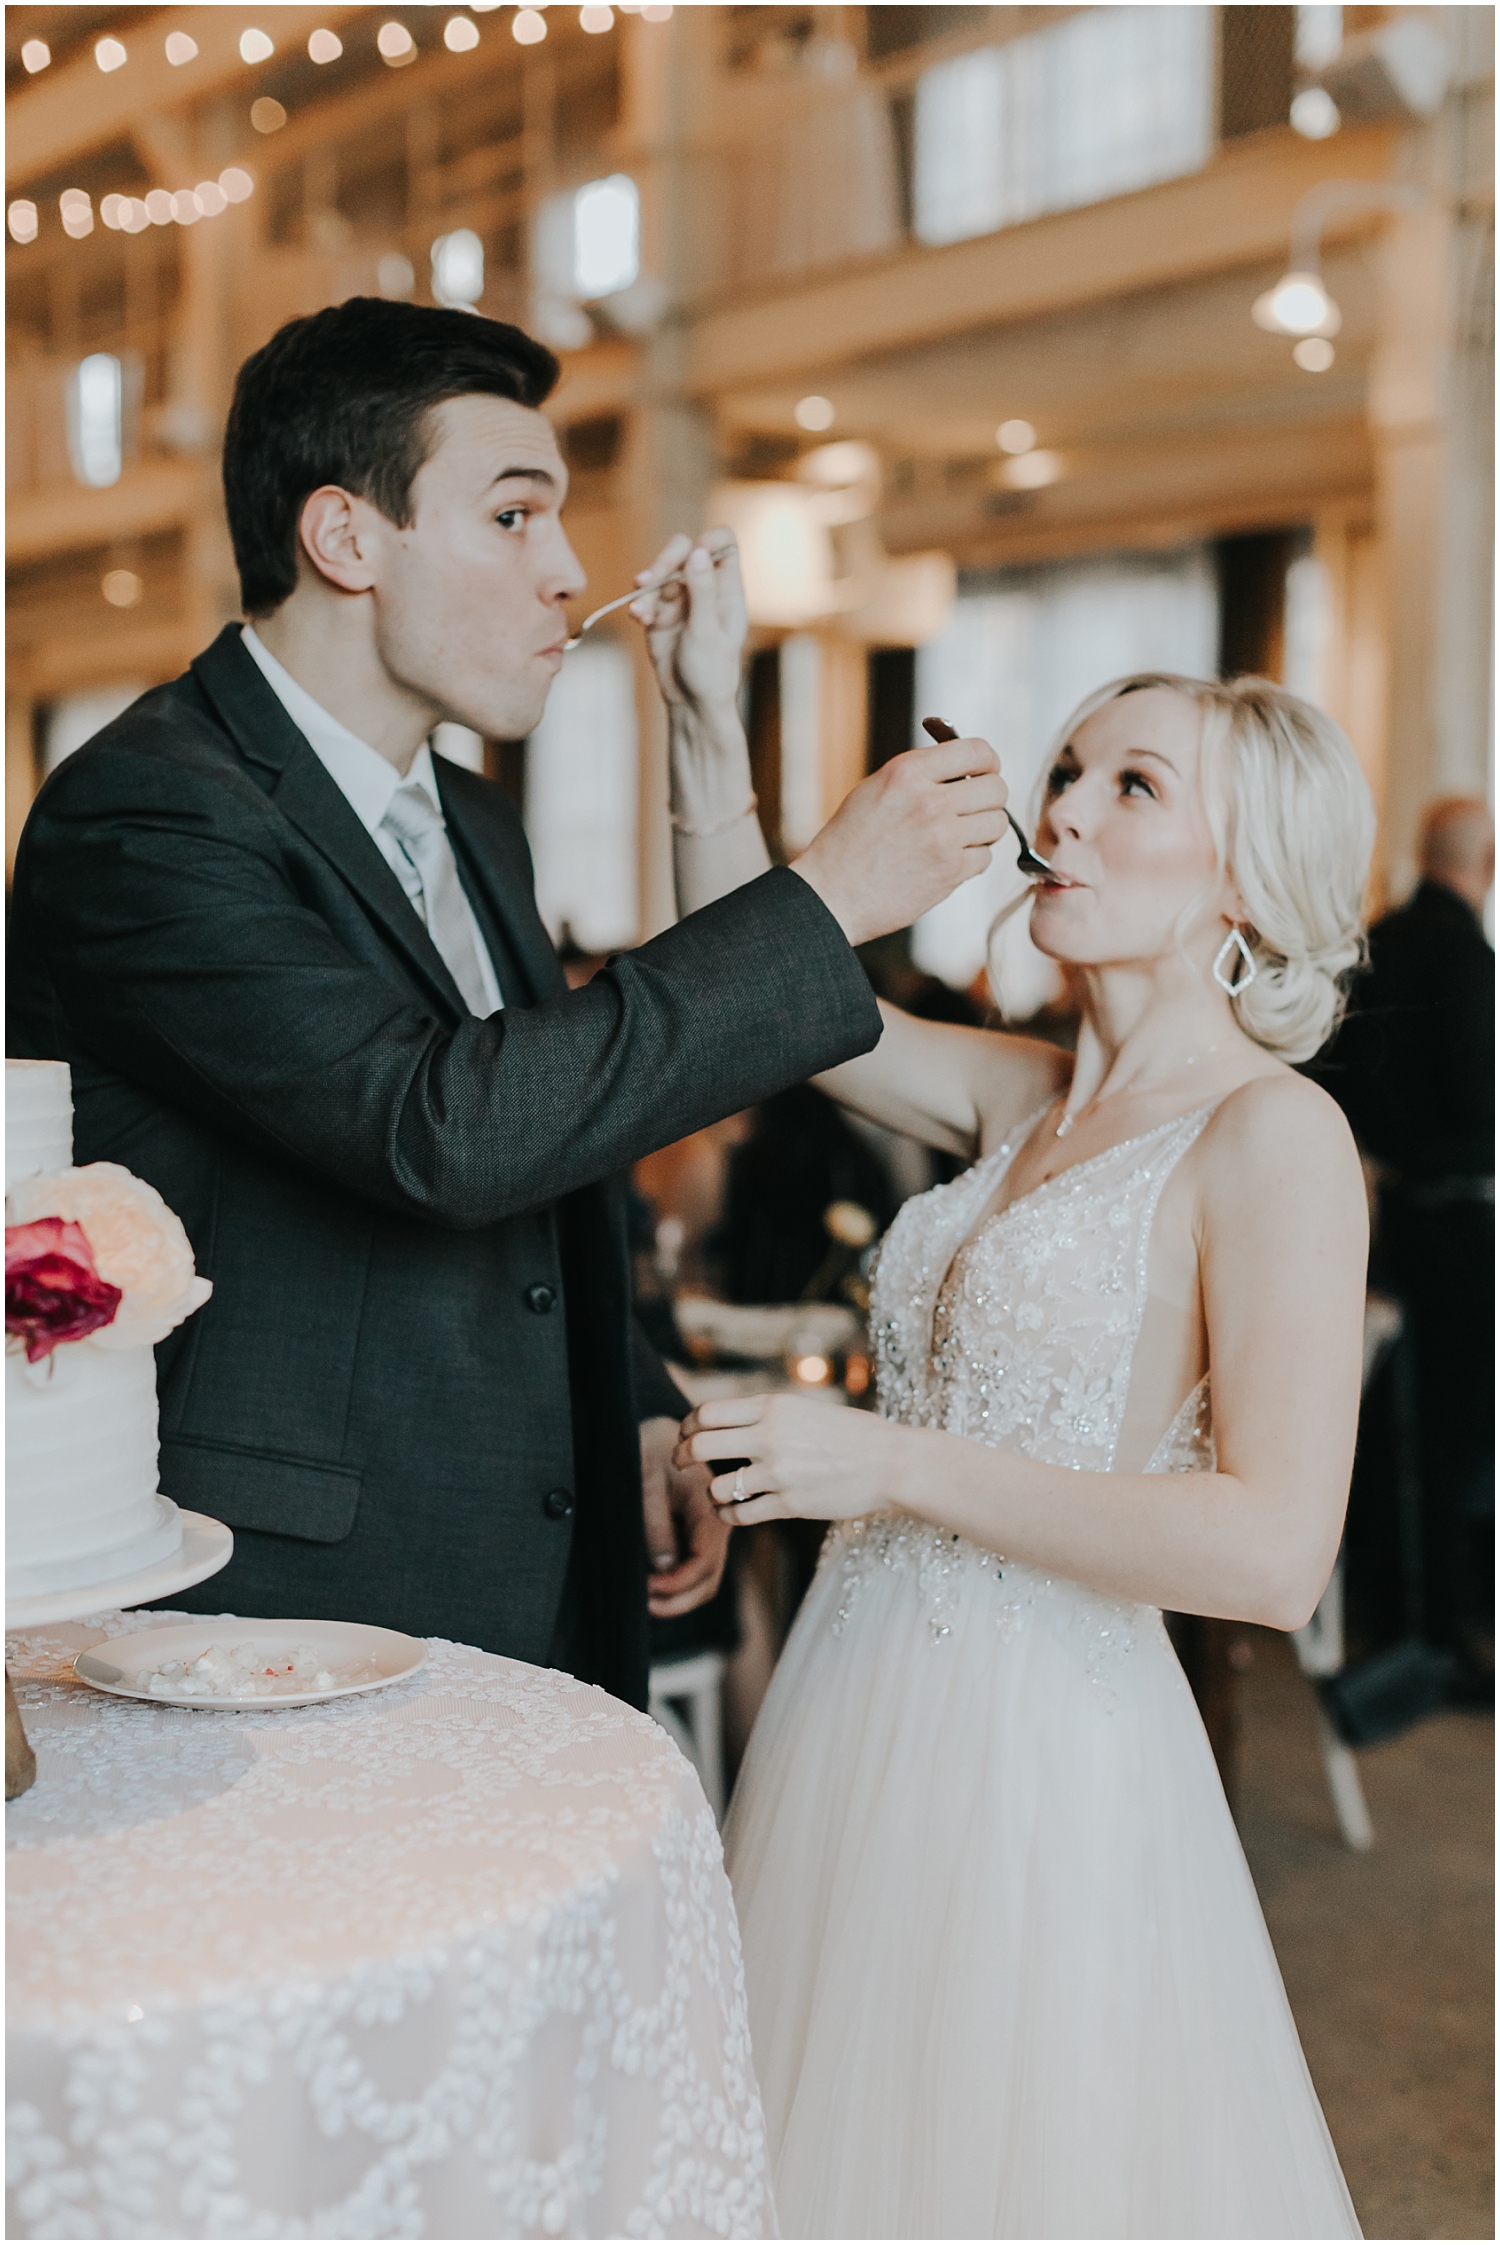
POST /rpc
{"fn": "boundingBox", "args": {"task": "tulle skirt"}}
[724,1526,1361,2240]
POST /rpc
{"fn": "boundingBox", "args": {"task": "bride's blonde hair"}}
[1030,672,1375,1063]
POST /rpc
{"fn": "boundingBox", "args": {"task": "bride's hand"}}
[674,1393,909,1527]
[632,528,747,715]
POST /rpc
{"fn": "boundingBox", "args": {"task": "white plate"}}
[6,1510,234,1633]
[74,1618,427,1709]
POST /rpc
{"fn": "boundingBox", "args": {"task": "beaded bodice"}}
[822,1104,1218,1660]
[871,1102,1217,1472]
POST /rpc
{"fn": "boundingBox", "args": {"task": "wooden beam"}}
[7,626,195,701]
[5,461,210,567]
[5,4,367,189]
[878,416,1373,570]
[683,123,1401,395]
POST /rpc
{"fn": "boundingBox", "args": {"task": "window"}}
[67,354,123,488]
[912,7,1214,249]
[573,174,639,299]
[911,549,1218,1008]
[431,229,484,308]
[524,638,639,951]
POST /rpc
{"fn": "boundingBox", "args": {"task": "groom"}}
[7,298,1004,1708]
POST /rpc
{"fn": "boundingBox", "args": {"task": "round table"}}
[6,1611,770,2240]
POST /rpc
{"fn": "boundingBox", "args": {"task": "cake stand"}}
[6,1510,233,1796]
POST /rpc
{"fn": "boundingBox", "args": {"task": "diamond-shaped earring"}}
[1213,926,1258,996]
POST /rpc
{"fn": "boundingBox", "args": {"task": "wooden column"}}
[619,9,719,940]
[1369,66,1495,901]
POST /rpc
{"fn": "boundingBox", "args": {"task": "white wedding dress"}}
[724,1104,1361,2240]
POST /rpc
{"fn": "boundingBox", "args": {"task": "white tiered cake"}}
[6,1061,208,1601]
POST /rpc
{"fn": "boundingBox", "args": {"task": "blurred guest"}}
[1324,796,1494,1694]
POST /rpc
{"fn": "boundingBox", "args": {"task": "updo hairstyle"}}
[1042,673,1375,1063]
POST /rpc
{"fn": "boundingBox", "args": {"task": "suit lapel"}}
[436,758,569,1006]
[191,627,470,1019]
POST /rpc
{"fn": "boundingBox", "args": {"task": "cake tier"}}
[5,1058,74,1187]
[5,1340,182,1600]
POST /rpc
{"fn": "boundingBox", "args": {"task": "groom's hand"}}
[641,1415,731,1618]
[793,736,1010,948]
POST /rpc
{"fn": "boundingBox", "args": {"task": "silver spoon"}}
[564,553,729,650]
[921,716,1059,879]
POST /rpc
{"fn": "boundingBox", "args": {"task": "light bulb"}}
[445,16,480,48]
[1293,337,1336,372]
[21,39,51,72]
[996,418,1035,454]
[239,28,275,64]
[795,395,835,432]
[1290,87,1340,140]
[1252,271,1340,338]
[308,29,343,61]
[513,9,548,42]
[95,37,128,72]
[166,31,199,64]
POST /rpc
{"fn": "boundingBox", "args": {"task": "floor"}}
[1236,1629,1494,2243]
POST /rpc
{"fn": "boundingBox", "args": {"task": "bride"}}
[635,532,1373,2240]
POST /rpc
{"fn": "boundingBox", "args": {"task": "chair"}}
[649,1650,728,1821]
[1287,1293,1405,1852]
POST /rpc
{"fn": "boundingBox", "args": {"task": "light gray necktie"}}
[379,782,495,1017]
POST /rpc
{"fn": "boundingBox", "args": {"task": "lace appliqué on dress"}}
[828,1108,1220,1692]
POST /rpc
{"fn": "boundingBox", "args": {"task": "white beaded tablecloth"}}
[5,1611,770,2241]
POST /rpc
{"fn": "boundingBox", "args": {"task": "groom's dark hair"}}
[223,297,560,616]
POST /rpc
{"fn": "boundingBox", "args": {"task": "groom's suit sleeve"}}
[17,723,883,1230]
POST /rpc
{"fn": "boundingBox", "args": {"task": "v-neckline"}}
[964,1096,1221,1246]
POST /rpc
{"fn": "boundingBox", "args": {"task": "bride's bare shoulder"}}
[1198,1067,1364,1202]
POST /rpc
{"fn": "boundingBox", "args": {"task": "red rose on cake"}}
[5,1218,123,1362]
[5,1163,212,1359]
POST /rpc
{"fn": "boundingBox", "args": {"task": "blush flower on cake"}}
[5,1218,123,1362]
[5,1163,212,1350]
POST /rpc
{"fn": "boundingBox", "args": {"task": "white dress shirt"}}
[241,626,503,1013]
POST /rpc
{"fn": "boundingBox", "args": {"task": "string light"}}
[166,31,199,64]
[512,9,548,42]
[795,396,835,432]
[102,570,142,608]
[60,190,94,240]
[196,180,228,216]
[996,418,1035,454]
[377,21,417,63]
[251,96,287,132]
[581,6,614,29]
[95,37,128,72]
[21,39,51,72]
[8,201,39,245]
[444,16,480,48]
[1293,337,1336,372]
[10,169,254,247]
[308,28,343,61]
[239,28,275,63]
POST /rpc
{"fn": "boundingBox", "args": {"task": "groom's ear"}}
[297,485,381,596]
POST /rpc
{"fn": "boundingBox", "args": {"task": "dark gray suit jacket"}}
[6,625,881,1705]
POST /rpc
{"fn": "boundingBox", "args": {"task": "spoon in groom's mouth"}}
[920,716,1062,882]
[563,550,730,650]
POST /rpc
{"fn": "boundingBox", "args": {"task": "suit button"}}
[525,1283,557,1315]
[543,1487,575,1521]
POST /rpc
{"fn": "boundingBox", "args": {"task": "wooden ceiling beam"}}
[5,459,208,567]
[682,123,1400,396]
[6,5,367,189]
[878,417,1374,569]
